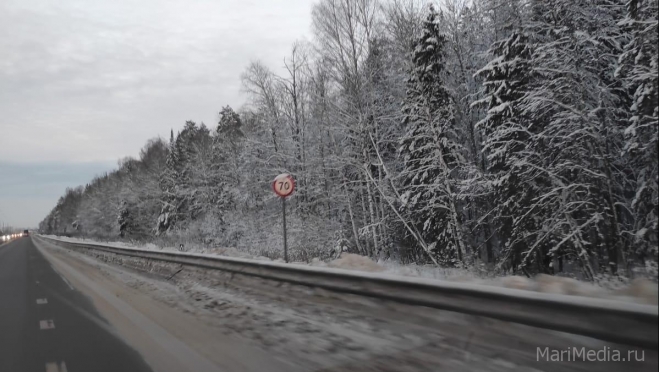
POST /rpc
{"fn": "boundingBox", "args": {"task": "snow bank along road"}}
[37,235,658,348]
[1,236,655,372]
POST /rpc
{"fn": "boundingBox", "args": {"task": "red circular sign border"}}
[272,174,296,198]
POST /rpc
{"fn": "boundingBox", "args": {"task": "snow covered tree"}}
[217,105,244,146]
[156,121,204,233]
[617,0,659,263]
[156,129,180,234]
[38,0,658,275]
[474,27,534,269]
[118,200,134,238]
[133,138,168,239]
[399,6,470,265]
[211,106,244,215]
[508,0,633,277]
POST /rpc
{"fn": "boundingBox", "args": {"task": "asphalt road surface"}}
[2,236,657,372]
[0,237,153,372]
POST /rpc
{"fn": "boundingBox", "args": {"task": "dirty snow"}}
[41,235,658,305]
[36,236,657,372]
[36,237,570,372]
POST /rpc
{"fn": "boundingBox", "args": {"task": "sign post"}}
[272,173,295,263]
[282,196,287,263]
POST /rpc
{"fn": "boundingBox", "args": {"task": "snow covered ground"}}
[35,236,658,372]
[41,234,658,306]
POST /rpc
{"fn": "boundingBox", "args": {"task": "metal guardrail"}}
[37,235,658,349]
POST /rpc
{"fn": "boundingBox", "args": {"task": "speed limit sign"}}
[273,173,295,263]
[272,173,295,198]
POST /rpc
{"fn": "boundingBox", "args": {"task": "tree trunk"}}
[363,148,380,257]
[344,181,364,256]
[358,184,372,256]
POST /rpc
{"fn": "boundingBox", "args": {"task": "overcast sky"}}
[0,0,313,228]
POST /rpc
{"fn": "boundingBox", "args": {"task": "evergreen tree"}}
[617,0,659,263]
[514,0,631,276]
[157,121,201,233]
[399,6,469,265]
[474,28,534,271]
[217,105,244,146]
[118,200,134,238]
[213,106,244,210]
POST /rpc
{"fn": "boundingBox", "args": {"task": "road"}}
[0,237,153,372]
[2,236,657,372]
[1,236,299,372]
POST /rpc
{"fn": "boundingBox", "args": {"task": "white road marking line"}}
[45,361,68,372]
[36,298,48,305]
[39,320,55,330]
[60,275,74,290]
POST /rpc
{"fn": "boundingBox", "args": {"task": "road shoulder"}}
[35,238,299,372]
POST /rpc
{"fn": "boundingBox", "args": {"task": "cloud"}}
[0,0,312,226]
[0,0,313,163]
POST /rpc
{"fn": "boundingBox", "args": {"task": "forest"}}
[40,0,658,280]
